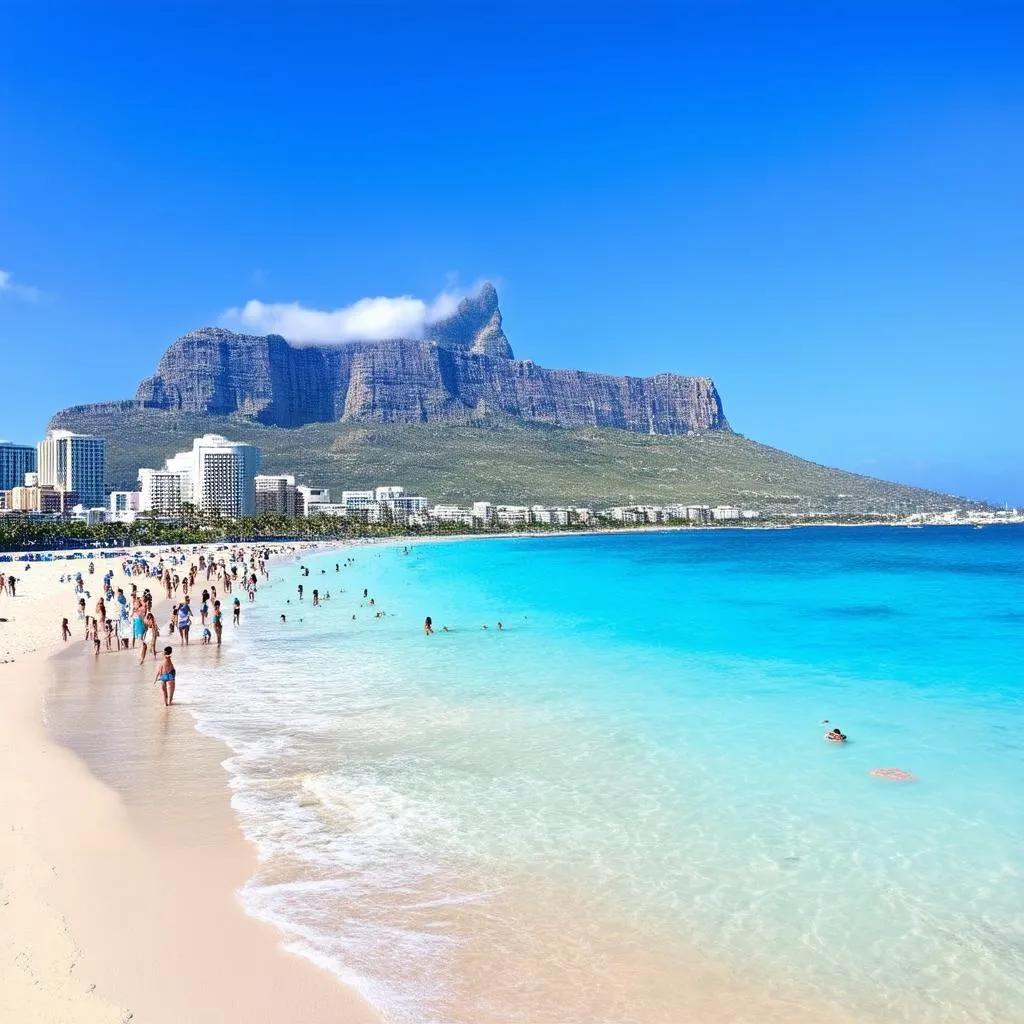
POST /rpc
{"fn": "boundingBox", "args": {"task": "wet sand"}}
[24,639,379,1024]
[45,636,858,1024]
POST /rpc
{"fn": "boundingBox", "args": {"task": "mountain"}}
[48,283,983,512]
[125,283,729,434]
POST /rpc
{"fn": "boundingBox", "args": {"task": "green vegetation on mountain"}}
[49,407,978,514]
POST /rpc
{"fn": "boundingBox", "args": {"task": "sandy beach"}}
[0,544,378,1024]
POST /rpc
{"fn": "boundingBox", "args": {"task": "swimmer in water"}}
[424,616,433,635]
[869,767,916,781]
[280,614,286,623]
[825,728,847,743]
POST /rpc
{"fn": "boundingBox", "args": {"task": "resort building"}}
[36,430,106,508]
[138,434,260,518]
[711,505,741,521]
[108,490,141,523]
[307,502,350,518]
[0,441,37,491]
[376,486,428,519]
[3,483,75,514]
[338,487,428,524]
[255,474,298,517]
[495,505,530,526]
[138,467,190,517]
[296,485,331,516]
[192,434,260,517]
[431,505,475,526]
[71,505,106,526]
[531,506,571,526]
[341,490,376,518]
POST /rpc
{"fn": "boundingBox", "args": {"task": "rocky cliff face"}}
[122,284,728,434]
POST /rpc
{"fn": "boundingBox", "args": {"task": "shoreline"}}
[1,513,1019,564]
[3,529,1018,1021]
[0,544,379,1024]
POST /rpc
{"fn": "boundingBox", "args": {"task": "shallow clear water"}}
[188,527,1024,1023]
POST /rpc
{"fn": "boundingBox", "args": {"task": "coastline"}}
[3,528,1019,1022]
[1,510,1020,569]
[0,545,379,1024]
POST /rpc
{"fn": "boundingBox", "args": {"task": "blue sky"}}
[1,2,1021,504]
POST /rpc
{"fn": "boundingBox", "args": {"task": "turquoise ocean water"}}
[187,527,1024,1023]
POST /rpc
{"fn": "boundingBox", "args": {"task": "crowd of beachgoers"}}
[49,544,317,704]
[0,540,322,666]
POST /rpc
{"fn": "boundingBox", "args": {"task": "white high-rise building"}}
[255,474,298,517]
[0,441,37,491]
[37,430,106,508]
[193,435,260,517]
[138,434,259,519]
[138,468,189,517]
[296,485,331,517]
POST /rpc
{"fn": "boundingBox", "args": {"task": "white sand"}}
[0,545,378,1023]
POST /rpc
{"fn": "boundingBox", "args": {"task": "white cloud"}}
[0,269,41,302]
[219,283,482,345]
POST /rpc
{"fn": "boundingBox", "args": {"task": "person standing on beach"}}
[155,646,176,706]
[177,602,193,645]
[212,600,223,645]
[131,606,143,650]
[140,612,158,664]
[61,618,71,642]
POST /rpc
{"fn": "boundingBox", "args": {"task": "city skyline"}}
[2,3,1021,504]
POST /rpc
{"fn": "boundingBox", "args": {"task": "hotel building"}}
[138,467,190,518]
[139,435,260,518]
[36,430,106,508]
[0,441,37,491]
[193,435,260,517]
[296,485,331,517]
[255,474,298,517]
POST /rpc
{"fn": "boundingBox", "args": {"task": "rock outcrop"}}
[120,284,729,434]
